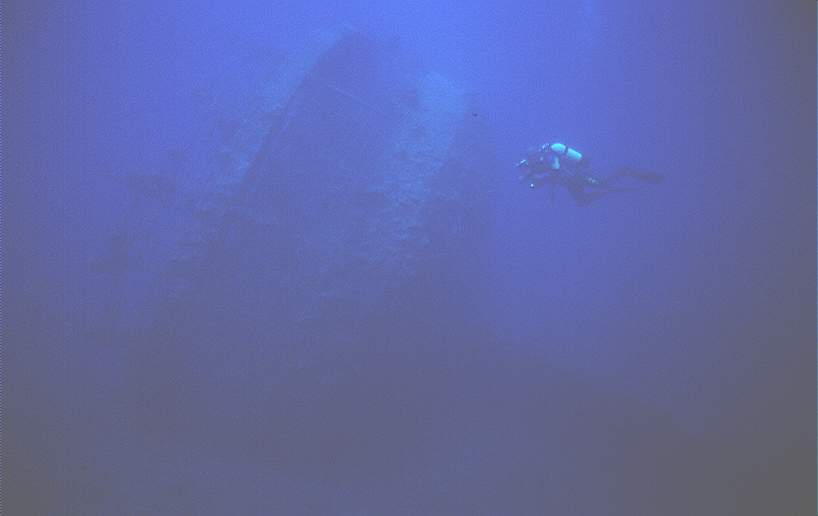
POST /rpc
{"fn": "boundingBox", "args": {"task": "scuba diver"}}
[515,141,662,206]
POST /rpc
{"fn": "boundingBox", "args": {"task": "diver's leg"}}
[566,162,610,190]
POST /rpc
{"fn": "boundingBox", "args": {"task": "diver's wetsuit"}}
[519,143,661,206]
[518,143,602,204]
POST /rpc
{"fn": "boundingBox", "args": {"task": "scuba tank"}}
[541,142,583,171]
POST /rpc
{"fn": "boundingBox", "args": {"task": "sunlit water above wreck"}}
[7,1,814,514]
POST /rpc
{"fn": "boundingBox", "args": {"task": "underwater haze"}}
[6,1,816,514]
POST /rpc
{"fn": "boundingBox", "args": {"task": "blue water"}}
[7,1,816,514]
